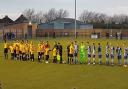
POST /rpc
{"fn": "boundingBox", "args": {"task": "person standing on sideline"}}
[57,43,63,63]
[98,43,102,64]
[4,40,8,59]
[92,43,96,65]
[74,41,78,64]
[80,42,86,64]
[106,42,110,65]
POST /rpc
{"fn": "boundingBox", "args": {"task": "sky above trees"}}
[0,0,128,20]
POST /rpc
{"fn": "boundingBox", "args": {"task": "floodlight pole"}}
[75,0,77,38]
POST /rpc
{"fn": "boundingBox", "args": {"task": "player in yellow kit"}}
[12,43,15,60]
[37,42,42,62]
[52,46,57,63]
[4,40,9,59]
[41,41,45,61]
[44,42,50,63]
[69,42,74,64]
[25,40,30,61]
[19,41,23,60]
[22,42,26,61]
[15,44,20,60]
[16,40,20,60]
[9,44,14,60]
[30,41,35,62]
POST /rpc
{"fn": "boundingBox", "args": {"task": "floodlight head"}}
[29,21,32,25]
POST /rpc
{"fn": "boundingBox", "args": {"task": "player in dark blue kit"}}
[98,43,102,64]
[123,43,128,67]
[110,44,115,65]
[116,45,122,66]
[92,43,96,65]
[106,42,110,65]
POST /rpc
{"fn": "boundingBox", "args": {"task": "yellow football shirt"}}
[4,43,8,48]
[69,45,74,54]
[45,48,49,55]
[53,48,57,56]
[10,46,14,53]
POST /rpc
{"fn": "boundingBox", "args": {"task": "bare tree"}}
[23,9,45,24]
[34,11,44,24]
[111,14,127,24]
[23,9,35,22]
[23,8,69,23]
[78,10,94,23]
[79,10,128,25]
[78,10,109,24]
[43,8,69,22]
[43,8,57,22]
[56,9,69,19]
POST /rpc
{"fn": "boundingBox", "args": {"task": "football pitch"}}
[0,38,128,89]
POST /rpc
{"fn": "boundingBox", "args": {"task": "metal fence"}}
[0,29,128,40]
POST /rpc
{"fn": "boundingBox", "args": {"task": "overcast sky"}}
[0,0,128,20]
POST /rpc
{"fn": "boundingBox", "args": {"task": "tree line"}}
[23,9,128,29]
[23,8,69,24]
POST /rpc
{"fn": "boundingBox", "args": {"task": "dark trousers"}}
[26,54,29,60]
[19,51,22,60]
[22,53,26,61]
[45,55,49,61]
[14,50,16,59]
[16,54,19,60]
[42,53,44,60]
[67,53,70,63]
[53,56,57,63]
[60,56,62,63]
[38,52,42,62]
[11,53,14,60]
[30,54,34,61]
[4,48,8,59]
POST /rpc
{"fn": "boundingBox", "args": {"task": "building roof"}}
[40,18,86,25]
[15,14,28,23]
[0,15,14,24]
[52,18,84,24]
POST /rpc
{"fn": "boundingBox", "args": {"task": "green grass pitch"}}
[0,38,128,89]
